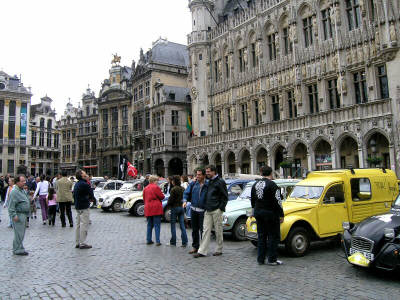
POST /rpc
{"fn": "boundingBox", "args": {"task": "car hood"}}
[283,201,317,215]
[225,198,251,213]
[353,210,400,244]
[101,190,140,199]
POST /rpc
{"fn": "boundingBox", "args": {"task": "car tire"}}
[232,218,247,241]
[164,207,171,222]
[133,201,145,217]
[112,200,122,212]
[250,240,258,247]
[285,227,310,257]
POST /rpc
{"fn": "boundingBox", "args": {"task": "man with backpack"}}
[183,168,208,254]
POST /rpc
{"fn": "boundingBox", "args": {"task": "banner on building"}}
[20,104,27,139]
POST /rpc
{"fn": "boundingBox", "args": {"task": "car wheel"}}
[250,240,258,247]
[164,207,171,222]
[133,201,145,217]
[285,227,310,257]
[232,218,247,241]
[112,200,122,212]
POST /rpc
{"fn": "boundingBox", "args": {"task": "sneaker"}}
[43,222,46,225]
[79,244,92,249]
[75,245,80,248]
[70,224,73,227]
[15,252,29,256]
[156,242,162,246]
[181,244,187,248]
[188,248,198,254]
[34,216,37,219]
[146,241,154,245]
[267,260,283,266]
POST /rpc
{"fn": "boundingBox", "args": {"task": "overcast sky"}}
[0,0,191,117]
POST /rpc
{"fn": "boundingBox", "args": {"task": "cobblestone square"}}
[0,208,399,299]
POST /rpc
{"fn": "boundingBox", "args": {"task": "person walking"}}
[56,171,74,227]
[194,165,228,258]
[46,188,57,226]
[29,191,37,219]
[4,178,15,228]
[183,168,207,254]
[167,175,188,247]
[143,175,164,246]
[33,175,50,225]
[250,166,284,265]
[8,175,30,255]
[73,170,94,249]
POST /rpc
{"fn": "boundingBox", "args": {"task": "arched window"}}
[320,0,333,40]
[280,15,292,55]
[237,38,247,72]
[249,32,258,68]
[300,5,314,47]
[47,119,52,130]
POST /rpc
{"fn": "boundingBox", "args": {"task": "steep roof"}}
[162,85,191,102]
[150,40,188,67]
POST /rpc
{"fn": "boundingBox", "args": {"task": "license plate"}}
[348,252,370,267]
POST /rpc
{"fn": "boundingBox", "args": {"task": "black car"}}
[342,194,400,271]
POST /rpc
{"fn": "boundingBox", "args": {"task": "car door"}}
[317,183,349,236]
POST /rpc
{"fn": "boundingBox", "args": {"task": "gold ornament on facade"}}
[111,53,121,65]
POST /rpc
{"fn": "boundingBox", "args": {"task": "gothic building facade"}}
[187,0,400,177]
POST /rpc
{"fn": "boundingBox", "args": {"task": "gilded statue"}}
[112,53,121,65]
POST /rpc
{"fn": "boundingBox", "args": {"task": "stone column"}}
[358,147,365,168]
[331,149,337,169]
[389,145,396,172]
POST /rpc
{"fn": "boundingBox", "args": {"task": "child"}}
[46,188,57,226]
[29,191,37,219]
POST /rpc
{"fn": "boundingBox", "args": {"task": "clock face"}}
[0,82,5,90]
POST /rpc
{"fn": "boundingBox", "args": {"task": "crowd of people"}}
[1,165,285,265]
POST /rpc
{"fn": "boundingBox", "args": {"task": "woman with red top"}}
[143,175,165,246]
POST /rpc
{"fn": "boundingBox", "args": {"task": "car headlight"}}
[342,222,350,230]
[384,228,395,239]
[222,215,228,224]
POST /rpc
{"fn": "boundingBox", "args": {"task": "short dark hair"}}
[14,174,26,183]
[76,170,84,180]
[260,166,273,177]
[195,167,206,175]
[172,175,181,186]
[61,170,68,177]
[205,165,217,173]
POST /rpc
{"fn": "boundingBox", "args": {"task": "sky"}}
[0,0,192,117]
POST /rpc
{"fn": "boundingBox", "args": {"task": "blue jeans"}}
[146,216,161,243]
[170,207,188,245]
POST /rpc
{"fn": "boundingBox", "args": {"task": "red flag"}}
[127,161,138,178]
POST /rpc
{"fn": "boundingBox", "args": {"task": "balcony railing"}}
[188,99,392,148]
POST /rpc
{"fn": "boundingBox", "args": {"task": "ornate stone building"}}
[98,60,133,177]
[59,101,79,175]
[76,87,99,176]
[130,38,191,176]
[0,71,31,175]
[187,0,400,177]
[29,96,60,176]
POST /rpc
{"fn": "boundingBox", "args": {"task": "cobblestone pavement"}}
[0,207,399,300]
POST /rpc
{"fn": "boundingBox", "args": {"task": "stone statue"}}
[289,24,296,43]
[295,86,302,104]
[390,21,397,42]
[218,59,223,78]
[243,48,248,66]
[275,33,280,53]
[231,105,237,121]
[337,73,347,95]
[256,40,262,58]
[259,98,265,113]
[312,15,318,36]
[331,54,338,71]
[346,50,352,65]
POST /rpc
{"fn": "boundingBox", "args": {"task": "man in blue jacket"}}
[183,168,208,254]
[73,170,95,249]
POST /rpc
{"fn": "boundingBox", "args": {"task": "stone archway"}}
[366,132,390,168]
[314,139,332,170]
[339,136,359,168]
[226,152,236,174]
[293,142,308,178]
[240,149,251,174]
[214,153,222,176]
[154,159,165,178]
[190,155,198,175]
[168,157,183,176]
[201,154,209,167]
[256,147,268,173]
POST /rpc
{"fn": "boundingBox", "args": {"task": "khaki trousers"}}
[198,209,223,256]
[75,209,90,246]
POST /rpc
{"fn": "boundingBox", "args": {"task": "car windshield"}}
[120,183,134,191]
[394,193,400,207]
[289,185,324,200]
